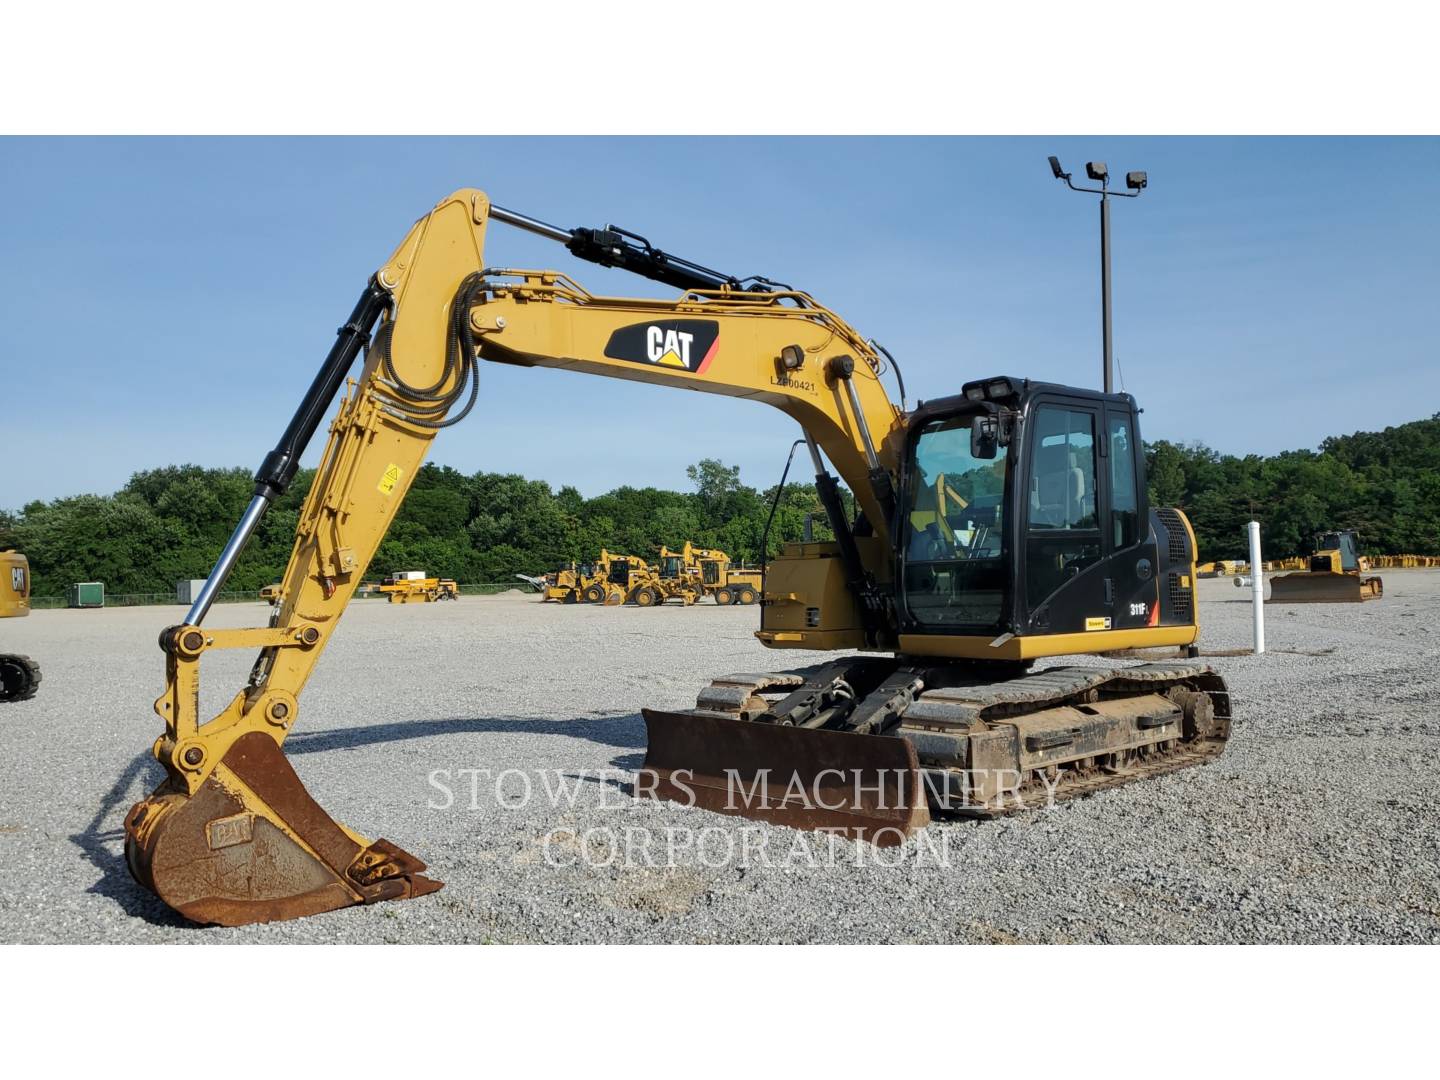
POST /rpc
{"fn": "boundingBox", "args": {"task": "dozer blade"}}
[1267,571,1384,604]
[124,731,440,927]
[639,709,931,846]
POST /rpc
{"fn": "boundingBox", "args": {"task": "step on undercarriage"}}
[640,658,1230,845]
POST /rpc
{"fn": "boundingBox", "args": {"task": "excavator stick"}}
[639,709,931,846]
[125,733,440,926]
[1267,571,1383,604]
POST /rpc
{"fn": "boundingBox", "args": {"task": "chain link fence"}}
[29,581,535,610]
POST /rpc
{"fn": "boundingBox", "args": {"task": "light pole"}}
[1048,155,1147,395]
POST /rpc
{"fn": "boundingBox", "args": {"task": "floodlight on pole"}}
[1047,154,1147,395]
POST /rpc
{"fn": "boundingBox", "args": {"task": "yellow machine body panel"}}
[2,550,30,618]
[1,551,41,704]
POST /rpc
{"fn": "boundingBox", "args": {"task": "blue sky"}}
[2,137,1436,509]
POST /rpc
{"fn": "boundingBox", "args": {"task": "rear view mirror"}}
[971,415,998,459]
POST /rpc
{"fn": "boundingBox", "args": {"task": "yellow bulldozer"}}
[1268,529,1383,604]
[121,188,1230,926]
[1,550,41,703]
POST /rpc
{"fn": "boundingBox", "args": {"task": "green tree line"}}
[4,413,1437,596]
[0,458,839,598]
[1146,413,1440,560]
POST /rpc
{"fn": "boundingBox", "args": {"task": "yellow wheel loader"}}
[122,189,1230,926]
[1268,530,1383,604]
[578,550,646,605]
[1,550,41,703]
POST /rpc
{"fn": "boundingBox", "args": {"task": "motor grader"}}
[1,550,41,703]
[377,571,459,603]
[123,189,1230,927]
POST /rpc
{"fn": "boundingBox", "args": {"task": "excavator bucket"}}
[1267,571,1384,604]
[124,732,440,926]
[638,709,931,846]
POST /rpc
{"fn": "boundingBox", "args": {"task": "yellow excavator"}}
[123,189,1230,926]
[2,550,41,703]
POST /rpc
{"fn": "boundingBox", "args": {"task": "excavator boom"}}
[122,189,1229,926]
[122,190,908,923]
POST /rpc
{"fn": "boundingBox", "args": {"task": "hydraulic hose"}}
[759,439,808,580]
[371,273,486,429]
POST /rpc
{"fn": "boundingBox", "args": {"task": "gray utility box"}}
[68,582,105,608]
[176,579,208,605]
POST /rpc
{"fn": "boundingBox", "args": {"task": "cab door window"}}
[1026,405,1101,611]
[1108,411,1140,550]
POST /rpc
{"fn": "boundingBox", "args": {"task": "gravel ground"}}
[2,572,1437,944]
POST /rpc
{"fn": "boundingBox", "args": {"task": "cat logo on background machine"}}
[605,319,719,373]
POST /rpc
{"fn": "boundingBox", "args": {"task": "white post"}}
[1248,520,1265,654]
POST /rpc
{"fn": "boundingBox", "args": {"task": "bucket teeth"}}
[123,731,440,927]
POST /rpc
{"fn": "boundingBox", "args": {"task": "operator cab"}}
[1312,531,1360,573]
[897,376,1193,643]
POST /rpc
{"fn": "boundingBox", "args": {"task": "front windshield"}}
[903,414,1009,628]
[661,556,682,579]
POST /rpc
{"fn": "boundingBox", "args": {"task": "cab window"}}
[1026,406,1100,611]
[1109,413,1140,549]
[903,413,1009,628]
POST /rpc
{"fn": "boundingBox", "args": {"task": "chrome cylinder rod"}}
[841,375,881,471]
[489,204,574,244]
[804,432,827,476]
[183,494,269,625]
